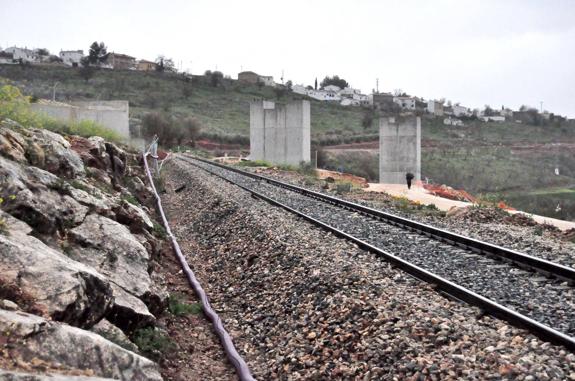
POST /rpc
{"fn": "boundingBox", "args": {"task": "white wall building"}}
[452,104,471,117]
[4,47,36,62]
[323,85,341,92]
[427,100,444,116]
[259,75,275,87]
[292,84,308,95]
[393,96,416,110]
[60,50,84,66]
[307,89,341,102]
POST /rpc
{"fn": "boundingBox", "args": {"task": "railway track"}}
[177,154,575,350]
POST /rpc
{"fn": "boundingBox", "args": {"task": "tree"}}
[155,55,175,72]
[286,80,293,91]
[320,75,348,89]
[78,57,95,82]
[178,116,202,147]
[483,105,495,116]
[88,41,108,65]
[210,71,223,87]
[36,48,49,56]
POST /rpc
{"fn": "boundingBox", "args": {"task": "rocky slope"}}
[0,119,167,380]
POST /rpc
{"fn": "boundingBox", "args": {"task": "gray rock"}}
[0,211,113,328]
[0,299,19,310]
[115,200,154,233]
[68,214,159,330]
[90,318,139,353]
[28,129,85,179]
[0,309,163,381]
[0,156,88,233]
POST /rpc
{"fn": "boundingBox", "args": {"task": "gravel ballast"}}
[183,157,575,338]
[162,156,575,380]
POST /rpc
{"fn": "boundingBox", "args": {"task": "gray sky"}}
[1,0,574,117]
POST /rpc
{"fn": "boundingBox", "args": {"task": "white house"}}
[393,96,416,110]
[427,100,444,116]
[4,47,36,62]
[480,116,505,122]
[452,104,470,117]
[323,85,341,92]
[292,84,308,95]
[259,75,275,87]
[307,89,341,102]
[339,87,360,97]
[60,50,84,66]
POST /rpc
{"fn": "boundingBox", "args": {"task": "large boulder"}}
[0,211,114,328]
[90,318,139,353]
[0,156,88,234]
[68,214,164,330]
[69,136,111,171]
[27,129,85,179]
[0,309,163,381]
[114,200,154,233]
[0,125,28,163]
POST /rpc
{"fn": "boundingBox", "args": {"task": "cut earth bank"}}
[160,156,575,380]
[0,120,237,380]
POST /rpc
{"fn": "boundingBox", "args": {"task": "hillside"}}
[0,64,369,144]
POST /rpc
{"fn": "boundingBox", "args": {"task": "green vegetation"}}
[121,194,139,206]
[168,293,202,316]
[152,221,167,239]
[0,82,120,141]
[238,159,273,168]
[133,327,175,361]
[0,65,367,144]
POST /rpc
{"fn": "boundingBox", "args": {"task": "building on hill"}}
[4,47,36,63]
[452,104,471,117]
[60,50,84,67]
[372,92,396,111]
[323,84,341,92]
[427,100,444,116]
[292,84,308,95]
[238,71,275,87]
[106,53,136,70]
[393,96,416,110]
[136,59,157,71]
[0,51,15,64]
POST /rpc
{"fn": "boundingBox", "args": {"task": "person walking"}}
[406,172,414,190]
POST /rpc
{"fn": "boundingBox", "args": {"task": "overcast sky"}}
[1,0,574,117]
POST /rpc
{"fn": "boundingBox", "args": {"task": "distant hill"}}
[0,64,370,145]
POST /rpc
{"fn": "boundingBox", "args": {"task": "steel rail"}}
[180,155,575,351]
[186,155,575,283]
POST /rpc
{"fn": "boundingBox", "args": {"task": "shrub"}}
[133,327,175,361]
[238,159,272,168]
[168,293,202,316]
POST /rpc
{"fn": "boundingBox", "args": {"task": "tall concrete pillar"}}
[249,100,310,165]
[379,116,421,184]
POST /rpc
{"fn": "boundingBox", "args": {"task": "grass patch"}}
[121,194,139,206]
[69,180,90,192]
[133,327,175,361]
[168,293,202,316]
[152,221,167,239]
[238,159,272,168]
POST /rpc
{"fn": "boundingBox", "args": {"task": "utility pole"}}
[540,101,543,113]
[376,78,379,93]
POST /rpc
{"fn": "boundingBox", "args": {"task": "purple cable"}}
[143,153,256,381]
